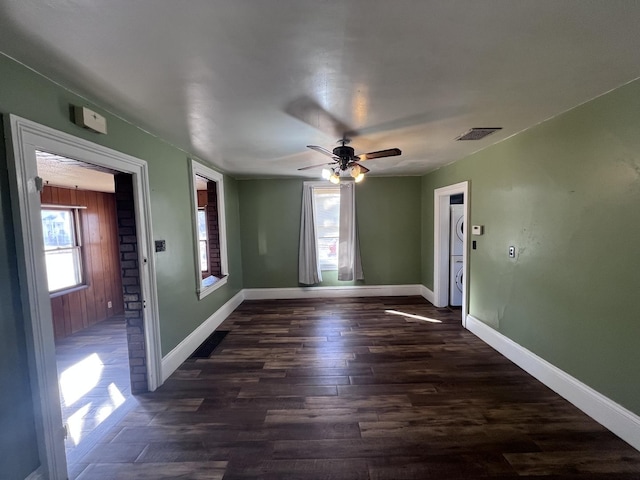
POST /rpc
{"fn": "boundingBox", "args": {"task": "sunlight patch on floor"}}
[97,383,126,423]
[66,403,91,446]
[59,353,104,406]
[384,309,442,323]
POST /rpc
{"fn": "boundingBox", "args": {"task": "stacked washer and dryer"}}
[449,205,464,306]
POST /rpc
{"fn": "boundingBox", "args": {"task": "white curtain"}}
[338,182,364,281]
[298,182,322,285]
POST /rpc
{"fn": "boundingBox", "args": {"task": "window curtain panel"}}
[338,182,364,281]
[298,182,322,285]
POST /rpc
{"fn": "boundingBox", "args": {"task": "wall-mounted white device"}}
[73,106,108,134]
[471,225,484,235]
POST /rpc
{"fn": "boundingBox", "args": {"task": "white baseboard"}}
[420,285,434,304]
[466,314,640,451]
[24,467,44,480]
[161,290,245,382]
[243,284,422,300]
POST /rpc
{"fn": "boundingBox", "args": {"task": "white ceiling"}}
[36,151,116,194]
[2,1,640,179]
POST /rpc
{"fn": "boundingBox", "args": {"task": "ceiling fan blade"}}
[307,145,338,159]
[356,162,370,174]
[358,148,402,161]
[286,97,353,139]
[297,162,334,171]
[346,161,369,173]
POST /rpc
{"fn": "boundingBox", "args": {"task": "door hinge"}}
[35,176,44,192]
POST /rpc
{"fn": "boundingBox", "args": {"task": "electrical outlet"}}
[508,246,516,258]
[107,301,112,308]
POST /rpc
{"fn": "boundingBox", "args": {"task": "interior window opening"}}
[190,160,228,298]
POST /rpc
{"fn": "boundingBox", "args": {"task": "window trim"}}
[41,205,86,295]
[189,159,228,299]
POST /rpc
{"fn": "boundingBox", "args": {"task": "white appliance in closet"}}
[450,205,464,306]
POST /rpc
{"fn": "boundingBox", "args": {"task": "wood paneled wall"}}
[41,185,125,340]
[197,189,207,208]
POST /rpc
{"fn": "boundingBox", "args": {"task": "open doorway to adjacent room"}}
[8,115,162,479]
[36,151,139,469]
[433,181,469,325]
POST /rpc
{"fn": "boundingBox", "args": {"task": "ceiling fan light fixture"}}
[350,164,361,177]
[321,168,332,180]
[329,169,341,184]
[354,172,365,183]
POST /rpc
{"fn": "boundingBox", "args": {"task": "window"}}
[41,208,84,292]
[197,208,208,273]
[299,181,363,285]
[189,159,228,299]
[312,187,340,270]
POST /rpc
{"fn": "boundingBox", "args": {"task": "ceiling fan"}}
[298,138,401,183]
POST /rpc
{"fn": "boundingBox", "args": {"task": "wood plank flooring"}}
[55,315,132,466]
[71,296,640,479]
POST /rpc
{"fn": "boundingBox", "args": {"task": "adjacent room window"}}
[189,159,229,299]
[312,187,340,271]
[197,208,208,273]
[41,207,84,293]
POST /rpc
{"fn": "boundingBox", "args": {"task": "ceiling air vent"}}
[455,127,502,141]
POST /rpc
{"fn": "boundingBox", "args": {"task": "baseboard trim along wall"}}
[466,314,640,451]
[420,285,434,304]
[24,467,44,480]
[161,290,245,382]
[243,284,423,300]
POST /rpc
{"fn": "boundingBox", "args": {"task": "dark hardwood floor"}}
[71,296,640,479]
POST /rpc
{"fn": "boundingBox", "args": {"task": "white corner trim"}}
[466,315,640,451]
[420,285,434,304]
[243,284,422,300]
[161,290,245,382]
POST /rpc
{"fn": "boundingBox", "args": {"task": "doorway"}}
[433,181,469,325]
[37,151,140,468]
[7,115,162,479]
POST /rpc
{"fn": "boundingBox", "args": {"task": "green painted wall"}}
[238,176,422,288]
[422,79,640,415]
[0,54,243,477]
[3,39,639,477]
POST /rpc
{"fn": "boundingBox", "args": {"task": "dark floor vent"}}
[189,330,229,358]
[455,127,502,141]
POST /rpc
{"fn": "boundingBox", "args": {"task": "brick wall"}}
[206,180,222,276]
[114,173,148,394]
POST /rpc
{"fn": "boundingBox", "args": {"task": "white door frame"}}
[6,115,162,479]
[433,181,469,325]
